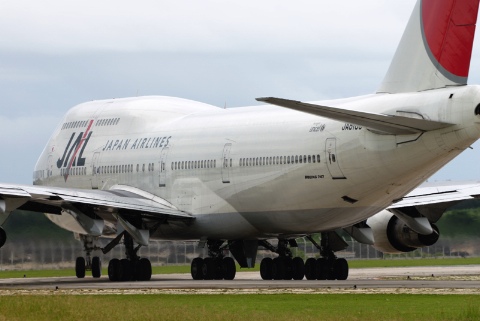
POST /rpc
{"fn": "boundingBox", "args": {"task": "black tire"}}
[222,257,236,280]
[119,258,133,281]
[108,258,120,281]
[292,257,305,280]
[334,258,349,280]
[91,256,101,278]
[214,258,224,280]
[283,257,293,280]
[315,258,328,280]
[272,257,286,280]
[304,258,317,280]
[138,258,152,281]
[260,257,273,280]
[75,257,86,279]
[0,227,6,248]
[191,257,204,280]
[326,259,336,280]
[202,257,216,280]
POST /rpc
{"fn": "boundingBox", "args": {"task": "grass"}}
[1,256,479,279]
[347,257,480,268]
[0,294,478,321]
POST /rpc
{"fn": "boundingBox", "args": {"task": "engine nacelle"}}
[367,210,439,254]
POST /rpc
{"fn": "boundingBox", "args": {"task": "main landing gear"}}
[106,232,152,282]
[259,233,349,281]
[75,232,152,282]
[259,239,305,280]
[190,240,236,280]
[75,235,102,279]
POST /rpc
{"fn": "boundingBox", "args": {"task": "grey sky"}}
[1,0,479,184]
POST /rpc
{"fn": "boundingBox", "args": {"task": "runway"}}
[1,265,480,294]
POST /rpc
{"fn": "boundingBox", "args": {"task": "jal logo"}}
[56,120,94,179]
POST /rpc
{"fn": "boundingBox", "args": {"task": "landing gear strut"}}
[190,240,236,280]
[75,234,102,279]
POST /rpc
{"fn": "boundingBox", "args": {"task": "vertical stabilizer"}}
[378,0,479,94]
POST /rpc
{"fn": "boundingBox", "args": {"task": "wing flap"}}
[256,97,454,135]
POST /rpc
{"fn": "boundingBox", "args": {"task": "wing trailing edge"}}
[0,183,193,221]
[256,97,454,135]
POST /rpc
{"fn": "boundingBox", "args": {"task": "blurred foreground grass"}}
[0,294,478,321]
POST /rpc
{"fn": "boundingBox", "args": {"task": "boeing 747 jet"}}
[1,0,480,281]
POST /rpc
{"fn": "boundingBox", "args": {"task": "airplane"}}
[1,0,480,282]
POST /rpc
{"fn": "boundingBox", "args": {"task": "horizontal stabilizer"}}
[256,97,453,135]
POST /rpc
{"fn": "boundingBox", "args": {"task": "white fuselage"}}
[34,86,480,241]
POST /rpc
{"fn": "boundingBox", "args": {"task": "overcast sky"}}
[1,0,480,185]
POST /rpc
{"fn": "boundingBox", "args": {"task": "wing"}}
[389,181,480,213]
[381,181,480,235]
[0,183,193,244]
[344,181,480,245]
[256,97,453,135]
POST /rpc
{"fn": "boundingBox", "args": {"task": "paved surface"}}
[0,265,480,294]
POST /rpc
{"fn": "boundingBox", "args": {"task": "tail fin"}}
[377,0,480,94]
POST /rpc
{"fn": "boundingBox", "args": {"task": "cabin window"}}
[317,155,321,163]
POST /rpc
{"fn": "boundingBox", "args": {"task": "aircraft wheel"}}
[135,258,152,281]
[140,258,152,281]
[119,258,133,281]
[222,257,236,280]
[202,257,216,280]
[75,257,86,279]
[304,258,317,280]
[108,258,120,281]
[315,258,328,280]
[213,258,224,280]
[283,257,293,280]
[334,258,349,280]
[260,257,273,280]
[91,256,102,278]
[272,257,286,280]
[191,257,204,280]
[292,257,305,280]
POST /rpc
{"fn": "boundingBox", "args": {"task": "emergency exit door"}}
[325,138,346,179]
